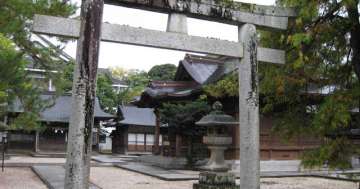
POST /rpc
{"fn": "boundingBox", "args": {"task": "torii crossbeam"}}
[32,0,295,188]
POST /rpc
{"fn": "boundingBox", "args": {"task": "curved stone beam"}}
[32,15,286,64]
[105,0,296,30]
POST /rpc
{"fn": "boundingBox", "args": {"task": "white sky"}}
[64,0,275,71]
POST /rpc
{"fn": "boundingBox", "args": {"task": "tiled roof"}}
[118,106,156,126]
[9,93,115,123]
[134,54,237,107]
[174,54,237,85]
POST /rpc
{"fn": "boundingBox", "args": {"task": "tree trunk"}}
[346,2,360,121]
[64,0,103,188]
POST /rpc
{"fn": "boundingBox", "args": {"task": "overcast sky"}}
[64,0,275,71]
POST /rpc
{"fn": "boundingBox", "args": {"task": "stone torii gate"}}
[32,0,295,188]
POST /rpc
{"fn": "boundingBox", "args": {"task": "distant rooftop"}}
[134,54,236,107]
[9,93,115,123]
[118,106,156,126]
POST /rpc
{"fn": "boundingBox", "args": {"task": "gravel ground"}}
[90,167,196,189]
[0,168,47,189]
[5,156,95,164]
[5,156,65,164]
[90,167,358,189]
[260,177,358,189]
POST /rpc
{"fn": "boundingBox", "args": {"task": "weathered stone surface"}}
[166,13,188,34]
[193,172,239,189]
[33,15,242,57]
[203,136,232,146]
[199,172,236,185]
[32,166,100,189]
[200,146,230,172]
[105,0,296,30]
[238,24,260,189]
[193,183,240,189]
[32,15,286,64]
[64,0,104,188]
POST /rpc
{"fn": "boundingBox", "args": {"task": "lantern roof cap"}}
[196,101,238,126]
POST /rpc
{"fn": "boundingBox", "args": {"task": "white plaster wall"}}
[99,137,112,152]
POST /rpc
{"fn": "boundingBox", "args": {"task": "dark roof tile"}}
[9,93,115,123]
[118,106,155,126]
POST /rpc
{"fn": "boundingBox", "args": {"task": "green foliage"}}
[159,99,211,135]
[259,0,360,169]
[159,99,211,166]
[0,34,47,131]
[0,0,76,131]
[96,73,117,113]
[126,69,150,88]
[59,62,75,92]
[302,138,357,170]
[148,64,177,81]
[0,0,76,93]
[313,93,352,135]
[116,69,149,104]
[203,72,238,98]
[96,67,151,108]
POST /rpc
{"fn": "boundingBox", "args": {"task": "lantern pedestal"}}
[193,102,239,189]
[193,172,239,189]
[201,136,232,172]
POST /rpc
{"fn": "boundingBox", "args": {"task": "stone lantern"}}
[193,101,239,189]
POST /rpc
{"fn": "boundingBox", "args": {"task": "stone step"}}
[32,165,101,189]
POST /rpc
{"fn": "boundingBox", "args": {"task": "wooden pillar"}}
[34,131,39,153]
[64,0,104,188]
[144,133,147,152]
[154,109,160,155]
[124,127,128,154]
[175,134,182,157]
[238,24,260,189]
[3,115,7,126]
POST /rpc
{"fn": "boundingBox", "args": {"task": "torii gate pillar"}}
[238,24,260,189]
[166,13,188,34]
[64,0,104,188]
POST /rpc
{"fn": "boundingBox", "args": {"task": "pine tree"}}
[0,0,76,130]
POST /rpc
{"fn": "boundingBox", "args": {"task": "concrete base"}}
[32,165,100,189]
[137,155,187,169]
[115,162,198,181]
[193,172,239,189]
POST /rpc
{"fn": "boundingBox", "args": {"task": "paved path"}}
[116,161,360,182]
[91,155,128,164]
[32,165,101,189]
[116,163,199,181]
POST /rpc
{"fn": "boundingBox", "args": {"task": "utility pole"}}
[64,0,104,188]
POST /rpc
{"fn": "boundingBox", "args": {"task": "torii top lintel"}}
[105,0,296,30]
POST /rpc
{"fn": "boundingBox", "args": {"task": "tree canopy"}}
[111,67,149,104]
[148,64,177,81]
[260,0,360,169]
[96,73,117,113]
[159,99,210,135]
[201,0,360,169]
[0,0,76,131]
